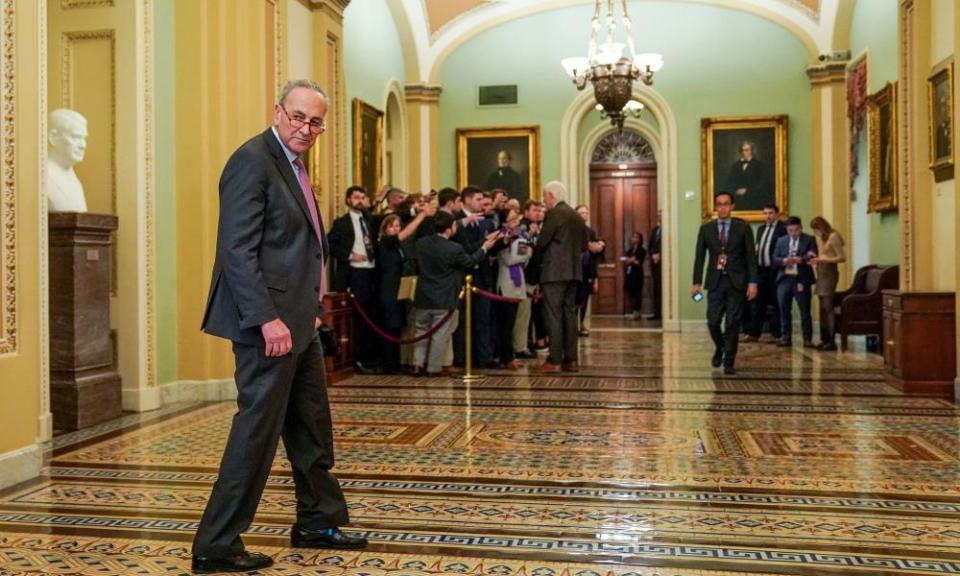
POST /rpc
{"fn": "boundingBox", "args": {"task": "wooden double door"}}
[589,162,658,316]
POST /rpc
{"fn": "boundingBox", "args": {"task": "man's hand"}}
[482,230,500,251]
[652,254,661,265]
[588,240,605,254]
[691,284,702,299]
[463,214,484,227]
[315,317,322,330]
[746,283,758,301]
[349,252,368,263]
[262,318,292,357]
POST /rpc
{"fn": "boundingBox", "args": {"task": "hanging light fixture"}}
[561,0,663,131]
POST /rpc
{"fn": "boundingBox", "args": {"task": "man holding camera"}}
[773,216,818,348]
[692,191,758,375]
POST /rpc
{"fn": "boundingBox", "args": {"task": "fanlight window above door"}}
[591,131,655,164]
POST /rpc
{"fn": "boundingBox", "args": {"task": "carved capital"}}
[806,61,848,86]
[309,0,350,20]
[405,83,443,104]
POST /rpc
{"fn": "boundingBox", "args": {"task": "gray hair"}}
[543,180,567,203]
[278,79,327,105]
[49,108,87,132]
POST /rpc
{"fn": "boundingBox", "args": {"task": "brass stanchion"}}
[461,275,486,382]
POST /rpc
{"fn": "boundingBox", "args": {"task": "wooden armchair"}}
[835,265,899,351]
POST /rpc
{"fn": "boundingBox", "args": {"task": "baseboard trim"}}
[122,385,162,413]
[0,443,41,490]
[159,379,236,406]
[37,412,53,443]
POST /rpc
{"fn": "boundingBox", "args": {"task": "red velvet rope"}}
[348,292,457,344]
[472,287,522,304]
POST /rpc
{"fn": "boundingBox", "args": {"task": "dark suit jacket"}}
[414,234,486,310]
[773,233,818,285]
[649,225,661,259]
[453,212,498,289]
[327,211,376,292]
[755,220,787,268]
[532,201,588,284]
[693,218,757,291]
[201,128,329,354]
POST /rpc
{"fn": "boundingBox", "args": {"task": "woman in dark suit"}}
[376,205,436,373]
[624,232,646,319]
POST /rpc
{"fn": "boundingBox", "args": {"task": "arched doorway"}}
[589,131,659,319]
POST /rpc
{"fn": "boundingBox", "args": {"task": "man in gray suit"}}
[532,181,588,372]
[192,80,366,574]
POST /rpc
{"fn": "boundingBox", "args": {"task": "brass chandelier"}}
[561,0,664,131]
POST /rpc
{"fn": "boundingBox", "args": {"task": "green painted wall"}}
[155,0,177,384]
[850,0,901,266]
[343,0,405,189]
[438,2,812,320]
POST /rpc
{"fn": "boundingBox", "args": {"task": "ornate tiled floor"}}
[2,331,959,575]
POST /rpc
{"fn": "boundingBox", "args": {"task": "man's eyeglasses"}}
[280,105,326,133]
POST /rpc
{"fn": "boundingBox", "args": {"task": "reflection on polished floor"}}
[2,330,960,575]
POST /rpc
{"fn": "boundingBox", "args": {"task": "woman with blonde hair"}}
[809,216,846,351]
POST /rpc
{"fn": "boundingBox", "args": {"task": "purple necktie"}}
[293,157,326,301]
[509,264,523,287]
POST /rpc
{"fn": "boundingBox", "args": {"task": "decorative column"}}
[405,83,442,192]
[807,59,853,287]
[49,213,122,430]
[899,0,934,291]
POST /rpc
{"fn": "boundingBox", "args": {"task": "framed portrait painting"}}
[456,125,540,203]
[928,60,954,182]
[867,82,898,213]
[701,115,788,222]
[352,98,384,196]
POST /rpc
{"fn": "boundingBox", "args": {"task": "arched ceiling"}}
[383,0,855,83]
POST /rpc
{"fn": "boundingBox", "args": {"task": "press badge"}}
[717,253,728,271]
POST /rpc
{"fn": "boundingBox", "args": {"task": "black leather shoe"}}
[355,362,377,375]
[291,525,368,549]
[723,364,737,375]
[192,551,273,574]
[711,348,724,368]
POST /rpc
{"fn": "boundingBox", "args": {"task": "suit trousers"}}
[706,275,745,366]
[777,278,813,342]
[495,299,519,363]
[513,298,532,353]
[749,267,781,338]
[413,308,458,374]
[542,281,579,365]
[348,267,378,367]
[193,337,348,558]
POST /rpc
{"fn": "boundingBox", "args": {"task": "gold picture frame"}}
[456,125,541,202]
[701,115,789,223]
[928,60,954,183]
[867,82,898,213]
[352,98,384,196]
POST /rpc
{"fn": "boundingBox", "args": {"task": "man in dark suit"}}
[743,204,787,342]
[773,216,818,348]
[692,191,758,375]
[532,181,588,372]
[451,186,498,368]
[193,80,366,574]
[485,150,526,200]
[649,210,662,320]
[412,212,499,375]
[328,186,379,372]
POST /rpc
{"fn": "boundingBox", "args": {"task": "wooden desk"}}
[882,290,956,396]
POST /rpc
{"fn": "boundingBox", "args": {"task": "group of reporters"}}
[327,184,559,376]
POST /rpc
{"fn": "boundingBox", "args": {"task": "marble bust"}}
[46,108,89,213]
